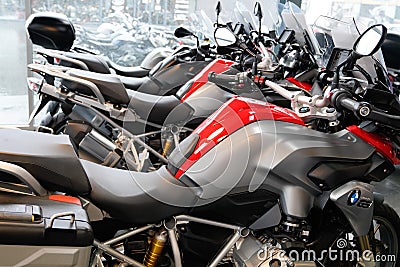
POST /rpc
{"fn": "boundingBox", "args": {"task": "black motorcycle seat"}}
[118,75,149,91]
[62,52,151,78]
[108,61,150,77]
[0,129,91,195]
[127,90,192,125]
[81,160,197,224]
[63,69,130,105]
[62,52,111,74]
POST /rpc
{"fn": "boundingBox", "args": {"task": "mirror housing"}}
[253,2,263,38]
[216,1,222,16]
[331,24,387,90]
[353,24,387,57]
[254,2,263,19]
[174,27,194,38]
[214,27,237,47]
[216,1,222,26]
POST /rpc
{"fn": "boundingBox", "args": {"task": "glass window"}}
[11,0,399,125]
[29,0,282,67]
[0,0,29,125]
[302,0,400,34]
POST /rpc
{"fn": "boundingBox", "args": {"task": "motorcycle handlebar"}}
[338,97,360,113]
[208,72,236,85]
[266,77,400,130]
[331,89,400,129]
[264,80,329,108]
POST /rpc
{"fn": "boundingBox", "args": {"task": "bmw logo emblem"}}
[348,190,361,205]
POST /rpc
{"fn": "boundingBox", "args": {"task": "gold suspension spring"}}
[143,230,168,267]
[162,137,173,157]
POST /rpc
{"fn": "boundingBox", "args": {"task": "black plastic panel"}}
[0,194,93,247]
[190,189,278,226]
[308,161,372,190]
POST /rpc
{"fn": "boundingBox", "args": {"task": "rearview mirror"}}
[254,2,263,19]
[214,27,236,47]
[174,27,193,38]
[216,1,222,16]
[354,24,387,56]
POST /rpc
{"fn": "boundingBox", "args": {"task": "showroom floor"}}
[375,167,400,215]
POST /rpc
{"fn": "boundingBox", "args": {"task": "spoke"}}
[374,223,382,235]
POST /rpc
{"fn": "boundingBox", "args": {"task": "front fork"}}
[358,235,376,266]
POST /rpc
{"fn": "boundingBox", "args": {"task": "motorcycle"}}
[0,23,399,267]
[27,3,378,173]
[26,2,277,170]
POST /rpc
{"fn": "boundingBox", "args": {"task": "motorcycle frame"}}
[91,215,247,267]
[28,64,169,165]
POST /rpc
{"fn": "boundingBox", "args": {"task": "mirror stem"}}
[194,34,199,48]
[252,56,258,76]
[331,52,358,90]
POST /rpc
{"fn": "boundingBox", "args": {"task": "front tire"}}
[321,202,400,267]
[372,203,400,267]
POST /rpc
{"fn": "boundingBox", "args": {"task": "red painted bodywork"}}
[180,59,235,102]
[49,195,81,206]
[347,125,400,165]
[286,77,312,91]
[174,97,305,178]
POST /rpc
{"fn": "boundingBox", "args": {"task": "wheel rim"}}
[322,215,399,267]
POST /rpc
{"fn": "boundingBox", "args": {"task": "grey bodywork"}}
[183,120,375,218]
[0,119,377,229]
[330,181,375,236]
[0,245,91,267]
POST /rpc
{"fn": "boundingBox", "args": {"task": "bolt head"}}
[359,106,371,117]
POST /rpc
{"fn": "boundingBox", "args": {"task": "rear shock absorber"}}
[162,136,173,157]
[143,229,168,267]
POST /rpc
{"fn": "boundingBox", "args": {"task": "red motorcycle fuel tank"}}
[170,96,305,179]
[177,59,235,102]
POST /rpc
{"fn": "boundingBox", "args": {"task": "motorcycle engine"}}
[232,236,294,267]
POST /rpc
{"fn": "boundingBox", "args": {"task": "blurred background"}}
[1,0,400,125]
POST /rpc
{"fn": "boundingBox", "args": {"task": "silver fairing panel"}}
[184,120,376,218]
[185,82,265,118]
[185,82,234,118]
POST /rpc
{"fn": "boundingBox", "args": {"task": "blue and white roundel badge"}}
[348,190,361,205]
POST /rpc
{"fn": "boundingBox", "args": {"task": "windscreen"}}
[311,15,386,80]
[234,1,257,35]
[233,0,283,35]
[281,2,321,58]
[312,16,357,67]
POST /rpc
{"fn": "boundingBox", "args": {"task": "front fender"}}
[329,181,375,236]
